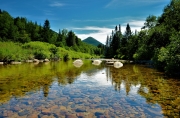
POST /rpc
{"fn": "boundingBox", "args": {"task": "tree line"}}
[105,0,180,76]
[0,9,103,56]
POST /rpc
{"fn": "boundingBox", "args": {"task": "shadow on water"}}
[0,61,179,117]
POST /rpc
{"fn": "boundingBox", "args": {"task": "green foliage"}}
[126,35,138,60]
[104,0,180,76]
[153,32,180,75]
[63,53,70,61]
[0,42,28,61]
[105,25,122,58]
[34,51,49,60]
[124,23,132,39]
[22,41,57,59]
[49,46,60,60]
[42,19,53,43]
[66,30,76,47]
[0,9,102,57]
[143,15,157,29]
[0,41,96,62]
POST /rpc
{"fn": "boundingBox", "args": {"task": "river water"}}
[0,60,179,118]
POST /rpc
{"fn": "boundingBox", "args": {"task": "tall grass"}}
[0,42,28,61]
[0,41,97,62]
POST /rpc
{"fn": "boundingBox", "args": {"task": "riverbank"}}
[0,41,98,64]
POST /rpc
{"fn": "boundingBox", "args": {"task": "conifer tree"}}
[119,24,121,33]
[43,19,51,43]
[125,23,132,40]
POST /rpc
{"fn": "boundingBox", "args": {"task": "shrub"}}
[63,53,70,61]
[0,42,28,61]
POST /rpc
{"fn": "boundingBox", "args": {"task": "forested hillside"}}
[105,0,180,75]
[0,9,104,61]
[83,37,103,46]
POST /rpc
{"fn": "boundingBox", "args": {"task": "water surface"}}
[0,60,179,118]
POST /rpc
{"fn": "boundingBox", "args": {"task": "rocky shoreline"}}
[0,58,50,65]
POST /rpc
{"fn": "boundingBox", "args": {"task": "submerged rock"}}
[95,112,104,116]
[75,108,87,112]
[18,109,29,116]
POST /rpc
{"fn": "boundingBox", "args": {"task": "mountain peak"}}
[82,37,103,46]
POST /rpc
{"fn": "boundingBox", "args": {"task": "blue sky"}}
[0,0,170,44]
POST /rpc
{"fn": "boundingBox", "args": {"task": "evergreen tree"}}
[105,35,110,57]
[115,26,118,32]
[75,36,81,46]
[111,30,114,37]
[119,24,121,33]
[105,35,109,47]
[0,10,14,40]
[111,33,121,56]
[43,19,51,43]
[125,23,132,40]
[66,30,76,47]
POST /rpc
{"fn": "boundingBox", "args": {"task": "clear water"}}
[0,60,179,118]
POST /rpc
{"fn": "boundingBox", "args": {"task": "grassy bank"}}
[0,41,97,62]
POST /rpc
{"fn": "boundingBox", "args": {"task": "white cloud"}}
[72,20,144,44]
[72,26,114,44]
[126,20,145,27]
[105,0,166,8]
[121,20,145,33]
[78,69,112,86]
[72,17,125,23]
[50,2,64,7]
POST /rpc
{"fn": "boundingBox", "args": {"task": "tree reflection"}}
[106,64,180,117]
[43,84,50,97]
[0,60,104,103]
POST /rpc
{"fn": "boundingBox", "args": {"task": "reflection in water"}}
[106,64,180,117]
[0,61,179,117]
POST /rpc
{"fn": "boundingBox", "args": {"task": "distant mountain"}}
[82,37,103,46]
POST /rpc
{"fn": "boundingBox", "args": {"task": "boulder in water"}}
[73,59,83,68]
[114,61,123,68]
[92,60,102,66]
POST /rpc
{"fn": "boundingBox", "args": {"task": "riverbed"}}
[0,60,179,118]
